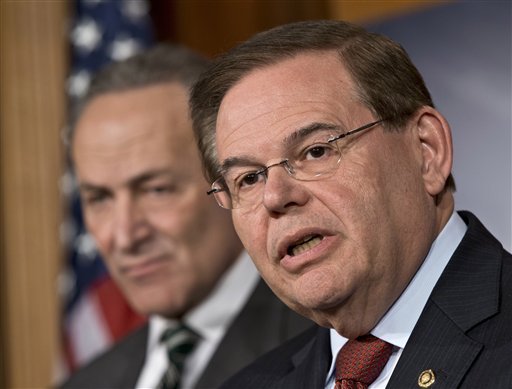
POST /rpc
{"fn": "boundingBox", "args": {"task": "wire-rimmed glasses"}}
[208,119,385,209]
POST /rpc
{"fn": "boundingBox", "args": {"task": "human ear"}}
[414,107,453,196]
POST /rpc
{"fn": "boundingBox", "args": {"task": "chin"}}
[297,293,342,313]
[292,269,348,307]
[290,285,352,325]
[127,288,186,318]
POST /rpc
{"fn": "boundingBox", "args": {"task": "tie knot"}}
[160,325,199,365]
[335,334,393,388]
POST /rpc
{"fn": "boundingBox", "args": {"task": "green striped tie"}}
[158,325,199,389]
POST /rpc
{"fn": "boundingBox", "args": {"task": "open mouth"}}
[287,234,323,256]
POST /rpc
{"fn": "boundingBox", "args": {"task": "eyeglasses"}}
[208,119,385,209]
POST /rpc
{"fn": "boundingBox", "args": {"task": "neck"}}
[435,188,455,235]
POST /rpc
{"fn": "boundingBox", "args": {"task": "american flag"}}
[59,0,153,378]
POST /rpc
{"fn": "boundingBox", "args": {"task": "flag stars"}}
[58,268,77,300]
[122,0,150,21]
[75,233,98,261]
[60,170,79,197]
[109,36,142,61]
[68,70,92,98]
[72,18,103,53]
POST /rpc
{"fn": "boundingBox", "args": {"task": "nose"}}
[113,195,150,252]
[262,163,309,214]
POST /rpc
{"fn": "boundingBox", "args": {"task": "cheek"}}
[183,195,228,246]
[159,195,233,275]
[154,208,202,249]
[233,209,247,237]
[153,189,210,242]
[83,210,112,254]
[233,211,267,264]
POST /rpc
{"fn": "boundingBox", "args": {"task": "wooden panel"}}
[327,0,448,24]
[157,1,450,57]
[172,0,329,56]
[0,1,67,387]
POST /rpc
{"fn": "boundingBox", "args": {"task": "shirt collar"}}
[329,211,467,357]
[146,250,259,352]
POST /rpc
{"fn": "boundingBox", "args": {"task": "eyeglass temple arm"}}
[328,119,384,143]
[207,187,222,195]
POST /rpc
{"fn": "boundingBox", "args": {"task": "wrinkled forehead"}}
[216,51,362,161]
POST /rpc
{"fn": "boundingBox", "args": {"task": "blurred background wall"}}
[367,1,511,255]
[1,1,510,387]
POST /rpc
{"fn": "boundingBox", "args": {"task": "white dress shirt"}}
[135,251,260,389]
[324,212,467,389]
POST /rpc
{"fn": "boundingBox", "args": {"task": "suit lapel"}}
[387,300,483,388]
[106,324,149,388]
[196,280,310,388]
[388,211,502,388]
[279,327,331,388]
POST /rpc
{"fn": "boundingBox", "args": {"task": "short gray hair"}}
[190,20,455,191]
[68,43,209,148]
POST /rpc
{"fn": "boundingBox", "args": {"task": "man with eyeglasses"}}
[190,20,512,388]
[60,44,312,389]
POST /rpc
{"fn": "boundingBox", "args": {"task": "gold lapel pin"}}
[418,369,436,388]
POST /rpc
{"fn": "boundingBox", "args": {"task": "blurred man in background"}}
[60,44,311,389]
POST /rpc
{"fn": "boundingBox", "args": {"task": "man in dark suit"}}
[190,20,512,388]
[61,44,312,389]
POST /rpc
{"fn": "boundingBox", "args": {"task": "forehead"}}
[74,82,193,149]
[73,83,201,183]
[216,51,363,162]
[75,83,189,138]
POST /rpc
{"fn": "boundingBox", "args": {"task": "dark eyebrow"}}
[78,182,108,193]
[282,122,342,148]
[128,169,173,187]
[78,169,173,192]
[219,122,342,174]
[220,156,259,174]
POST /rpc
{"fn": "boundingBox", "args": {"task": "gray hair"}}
[68,43,209,149]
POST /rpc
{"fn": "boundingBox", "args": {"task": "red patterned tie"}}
[334,334,393,389]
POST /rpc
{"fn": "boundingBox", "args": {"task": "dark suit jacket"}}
[60,279,313,389]
[221,211,512,388]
